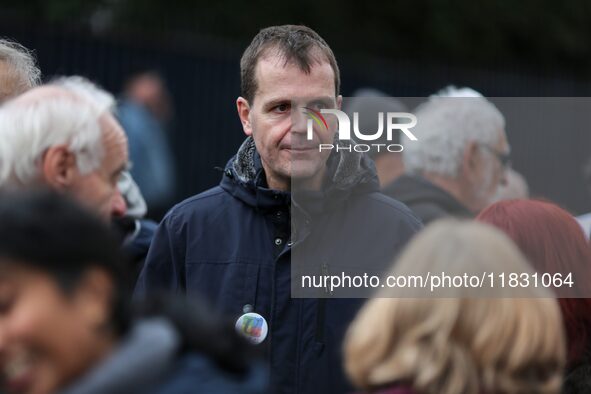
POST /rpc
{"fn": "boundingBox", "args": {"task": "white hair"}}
[0,38,41,98]
[0,76,116,189]
[52,75,115,115]
[402,86,505,177]
[433,85,483,98]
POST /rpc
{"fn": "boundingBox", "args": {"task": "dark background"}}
[2,0,591,213]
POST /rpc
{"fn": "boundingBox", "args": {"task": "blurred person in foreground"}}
[0,76,155,283]
[343,88,407,187]
[118,71,176,220]
[345,220,565,394]
[383,86,510,224]
[0,190,267,394]
[0,38,41,103]
[477,199,591,393]
[136,25,421,393]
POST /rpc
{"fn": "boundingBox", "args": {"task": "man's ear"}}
[73,268,114,331]
[41,145,79,189]
[237,97,253,136]
[336,95,343,110]
[461,141,480,180]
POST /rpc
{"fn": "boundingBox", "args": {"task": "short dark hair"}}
[240,25,340,103]
[0,189,130,334]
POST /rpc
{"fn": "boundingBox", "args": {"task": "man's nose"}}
[111,189,127,218]
[291,108,309,134]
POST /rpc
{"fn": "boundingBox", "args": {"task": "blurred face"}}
[69,115,129,220]
[471,130,510,211]
[0,263,114,394]
[237,51,340,191]
[128,74,170,121]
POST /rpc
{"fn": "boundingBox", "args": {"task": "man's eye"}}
[273,104,290,113]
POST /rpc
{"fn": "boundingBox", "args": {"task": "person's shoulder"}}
[150,353,268,394]
[367,191,415,212]
[362,191,423,229]
[410,201,452,224]
[117,100,152,128]
[165,186,228,220]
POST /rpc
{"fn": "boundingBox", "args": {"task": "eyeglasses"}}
[481,145,511,168]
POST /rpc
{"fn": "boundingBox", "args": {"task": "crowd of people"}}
[0,24,589,394]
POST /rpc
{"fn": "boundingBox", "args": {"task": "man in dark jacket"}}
[136,25,421,394]
[383,87,510,224]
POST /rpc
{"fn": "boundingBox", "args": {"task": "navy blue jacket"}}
[136,137,421,394]
[151,354,267,394]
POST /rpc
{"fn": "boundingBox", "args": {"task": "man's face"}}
[238,51,340,190]
[471,130,510,211]
[69,115,129,221]
[0,263,112,394]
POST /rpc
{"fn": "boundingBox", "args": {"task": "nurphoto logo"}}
[303,107,418,153]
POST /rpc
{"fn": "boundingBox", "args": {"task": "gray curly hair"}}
[0,38,41,102]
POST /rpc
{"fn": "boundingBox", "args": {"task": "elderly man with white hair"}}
[383,86,510,224]
[0,76,129,220]
[0,38,41,102]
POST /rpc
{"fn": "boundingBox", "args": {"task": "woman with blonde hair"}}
[344,220,565,394]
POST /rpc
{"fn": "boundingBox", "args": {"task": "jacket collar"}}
[220,138,289,212]
[220,137,379,214]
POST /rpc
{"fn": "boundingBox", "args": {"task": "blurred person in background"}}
[477,199,591,393]
[343,88,407,187]
[0,189,267,394]
[345,220,565,394]
[0,76,156,285]
[490,167,529,202]
[0,38,41,103]
[0,76,128,220]
[383,86,510,224]
[118,70,176,220]
[136,25,421,394]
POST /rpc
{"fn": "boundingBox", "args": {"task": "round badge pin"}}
[235,312,268,345]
